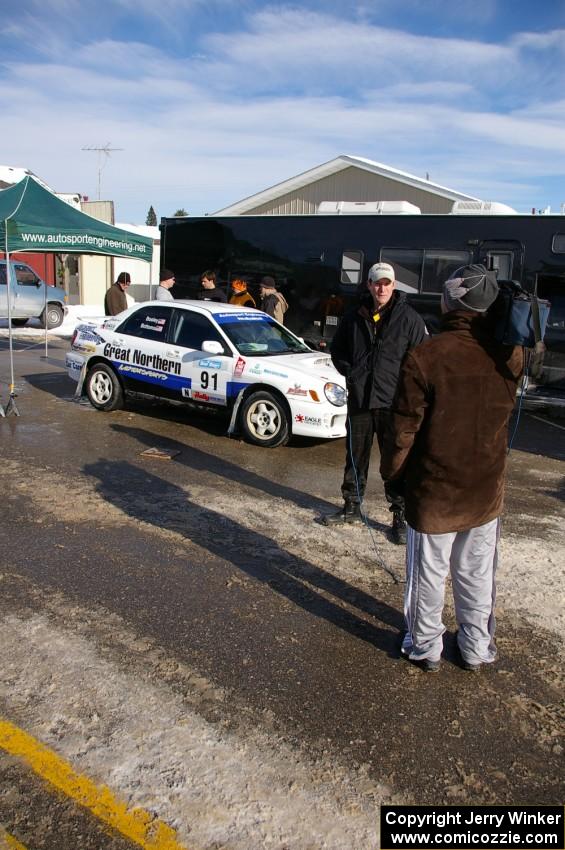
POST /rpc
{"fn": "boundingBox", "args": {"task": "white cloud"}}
[0,4,564,218]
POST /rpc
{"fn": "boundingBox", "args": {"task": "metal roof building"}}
[212,154,482,216]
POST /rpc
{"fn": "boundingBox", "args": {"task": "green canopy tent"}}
[0,175,153,415]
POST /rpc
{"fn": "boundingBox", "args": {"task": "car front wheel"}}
[240,390,290,448]
[40,303,64,329]
[86,363,124,411]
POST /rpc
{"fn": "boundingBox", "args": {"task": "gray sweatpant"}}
[402,518,500,665]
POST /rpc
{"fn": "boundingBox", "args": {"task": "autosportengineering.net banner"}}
[381,806,564,850]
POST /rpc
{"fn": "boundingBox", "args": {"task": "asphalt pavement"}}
[0,337,563,849]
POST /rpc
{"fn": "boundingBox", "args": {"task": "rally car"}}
[66,300,347,447]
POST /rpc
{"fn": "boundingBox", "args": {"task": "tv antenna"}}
[82,143,123,199]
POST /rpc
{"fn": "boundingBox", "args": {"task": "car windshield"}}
[219,316,311,356]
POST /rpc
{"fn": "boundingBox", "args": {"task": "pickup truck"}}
[0,260,67,328]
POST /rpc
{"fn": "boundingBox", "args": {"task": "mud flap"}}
[74,362,88,399]
[227,389,246,437]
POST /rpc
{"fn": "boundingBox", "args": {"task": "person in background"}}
[156,268,175,301]
[380,264,523,673]
[324,262,426,543]
[197,270,227,303]
[259,276,288,324]
[104,272,131,316]
[229,278,256,308]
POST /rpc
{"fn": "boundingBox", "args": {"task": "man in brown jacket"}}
[380,264,523,673]
[104,272,131,316]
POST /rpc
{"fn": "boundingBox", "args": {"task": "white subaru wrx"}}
[66,300,347,448]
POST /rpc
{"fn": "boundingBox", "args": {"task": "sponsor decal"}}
[295,414,322,426]
[74,343,96,354]
[139,315,166,333]
[264,368,289,378]
[198,358,222,369]
[287,383,308,397]
[248,363,262,375]
[102,344,181,376]
[191,390,224,405]
[215,312,268,324]
[77,329,104,344]
[234,357,246,376]
[117,364,167,381]
[182,388,191,398]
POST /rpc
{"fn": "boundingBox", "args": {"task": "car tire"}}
[11,318,28,327]
[39,303,64,329]
[86,363,124,412]
[240,390,290,448]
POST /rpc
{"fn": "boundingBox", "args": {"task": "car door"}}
[12,263,44,318]
[109,304,184,400]
[170,308,233,405]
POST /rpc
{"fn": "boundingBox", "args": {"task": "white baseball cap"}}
[368,262,395,283]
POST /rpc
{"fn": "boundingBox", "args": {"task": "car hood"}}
[246,351,343,383]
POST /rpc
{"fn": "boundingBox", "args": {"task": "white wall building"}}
[212,154,483,216]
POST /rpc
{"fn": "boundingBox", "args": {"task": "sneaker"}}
[460,659,482,672]
[323,502,363,526]
[411,657,441,673]
[390,509,407,545]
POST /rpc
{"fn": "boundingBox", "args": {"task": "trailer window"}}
[380,249,421,294]
[552,234,565,253]
[486,251,513,281]
[422,251,472,293]
[537,276,565,329]
[340,250,364,285]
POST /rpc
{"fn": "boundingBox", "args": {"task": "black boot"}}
[323,501,363,526]
[390,508,407,544]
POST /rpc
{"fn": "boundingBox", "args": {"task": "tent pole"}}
[42,266,48,358]
[2,232,20,416]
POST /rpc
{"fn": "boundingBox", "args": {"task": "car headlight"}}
[324,381,347,406]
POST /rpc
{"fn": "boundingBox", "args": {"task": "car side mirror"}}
[201,340,224,355]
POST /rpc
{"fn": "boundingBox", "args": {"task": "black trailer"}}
[160,213,565,400]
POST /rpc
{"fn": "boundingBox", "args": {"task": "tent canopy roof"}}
[0,176,152,262]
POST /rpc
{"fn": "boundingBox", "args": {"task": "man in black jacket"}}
[324,262,426,543]
[197,270,227,303]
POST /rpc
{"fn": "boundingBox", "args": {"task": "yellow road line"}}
[0,719,187,850]
[0,829,29,850]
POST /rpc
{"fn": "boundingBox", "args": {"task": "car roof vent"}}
[451,200,517,215]
[317,200,421,215]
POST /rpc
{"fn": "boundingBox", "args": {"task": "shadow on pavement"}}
[110,422,391,534]
[83,457,404,657]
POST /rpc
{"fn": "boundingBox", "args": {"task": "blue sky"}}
[1,0,564,222]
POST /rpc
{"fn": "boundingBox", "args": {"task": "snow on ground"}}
[0,304,108,338]
[0,605,387,850]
